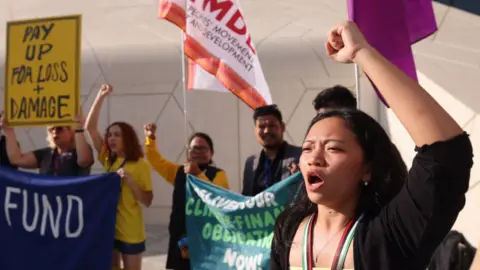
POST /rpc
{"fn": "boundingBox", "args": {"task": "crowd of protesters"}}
[0,20,478,270]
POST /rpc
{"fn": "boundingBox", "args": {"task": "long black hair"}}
[273,109,407,254]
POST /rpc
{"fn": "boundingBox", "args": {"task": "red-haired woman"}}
[85,84,153,270]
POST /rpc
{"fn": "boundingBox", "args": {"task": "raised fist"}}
[325,21,370,63]
[184,161,201,176]
[144,123,157,139]
[99,84,113,97]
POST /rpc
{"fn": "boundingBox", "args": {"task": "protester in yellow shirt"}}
[85,84,153,270]
[144,123,229,270]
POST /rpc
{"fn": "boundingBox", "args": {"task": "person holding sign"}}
[270,21,473,270]
[85,84,153,270]
[143,123,229,270]
[0,110,93,176]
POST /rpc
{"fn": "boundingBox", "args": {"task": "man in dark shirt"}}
[242,105,301,196]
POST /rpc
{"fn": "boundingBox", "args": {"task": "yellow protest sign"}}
[4,15,81,127]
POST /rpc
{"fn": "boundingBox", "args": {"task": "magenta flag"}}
[347,0,437,106]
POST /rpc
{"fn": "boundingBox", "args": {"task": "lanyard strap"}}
[105,159,127,173]
[302,212,316,270]
[302,212,364,270]
[335,215,363,269]
[53,154,60,176]
[107,159,128,194]
[52,151,71,176]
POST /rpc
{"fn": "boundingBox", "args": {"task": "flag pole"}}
[354,63,360,109]
[180,32,189,149]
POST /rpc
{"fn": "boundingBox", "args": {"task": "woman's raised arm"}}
[326,21,462,146]
[85,84,112,154]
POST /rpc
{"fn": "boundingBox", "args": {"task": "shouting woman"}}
[271,21,473,270]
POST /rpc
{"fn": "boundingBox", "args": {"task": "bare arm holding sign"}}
[85,84,112,155]
[0,112,37,169]
[73,109,94,168]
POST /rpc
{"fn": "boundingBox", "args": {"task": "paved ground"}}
[143,224,170,270]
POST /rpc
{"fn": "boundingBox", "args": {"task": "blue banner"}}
[0,167,120,270]
[186,172,302,270]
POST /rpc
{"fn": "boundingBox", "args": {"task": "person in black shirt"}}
[271,21,473,270]
[0,111,94,176]
[242,105,301,196]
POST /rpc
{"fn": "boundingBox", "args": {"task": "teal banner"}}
[185,172,302,270]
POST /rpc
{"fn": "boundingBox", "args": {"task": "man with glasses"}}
[242,105,301,196]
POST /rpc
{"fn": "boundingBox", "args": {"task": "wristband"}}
[75,129,84,133]
[178,236,188,248]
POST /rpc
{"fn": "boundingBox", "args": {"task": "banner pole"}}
[180,32,189,149]
[354,64,361,109]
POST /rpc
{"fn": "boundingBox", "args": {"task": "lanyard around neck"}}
[52,150,72,176]
[302,212,364,270]
[53,154,61,176]
[106,159,127,173]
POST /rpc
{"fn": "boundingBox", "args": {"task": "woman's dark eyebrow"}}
[302,139,345,144]
[324,139,345,144]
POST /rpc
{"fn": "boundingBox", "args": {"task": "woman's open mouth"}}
[306,170,325,191]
